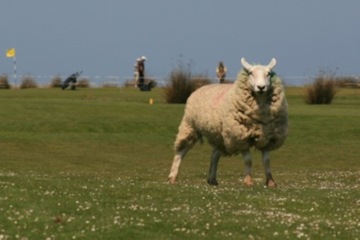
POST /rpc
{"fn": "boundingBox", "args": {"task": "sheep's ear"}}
[241,58,253,72]
[267,58,277,70]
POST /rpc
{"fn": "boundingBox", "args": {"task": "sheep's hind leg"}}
[168,149,188,184]
[207,150,221,185]
[242,150,254,187]
[262,150,277,188]
[168,123,198,184]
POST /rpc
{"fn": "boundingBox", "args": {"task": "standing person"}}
[216,61,227,83]
[137,56,146,90]
[134,59,140,87]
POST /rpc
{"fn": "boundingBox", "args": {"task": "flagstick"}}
[13,56,17,88]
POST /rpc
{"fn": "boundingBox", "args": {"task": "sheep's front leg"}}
[168,149,188,184]
[242,150,254,186]
[262,150,276,188]
[207,150,221,185]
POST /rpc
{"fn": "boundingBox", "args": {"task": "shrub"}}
[102,82,119,88]
[335,76,360,88]
[191,74,212,89]
[164,66,211,103]
[0,75,11,89]
[50,76,63,88]
[164,67,193,103]
[305,69,338,104]
[123,79,136,88]
[77,78,90,88]
[20,76,38,89]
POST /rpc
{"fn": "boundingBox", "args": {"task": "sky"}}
[1,1,360,86]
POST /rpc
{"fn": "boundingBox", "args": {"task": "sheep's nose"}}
[258,85,265,91]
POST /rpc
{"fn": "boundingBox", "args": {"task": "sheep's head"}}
[241,58,276,94]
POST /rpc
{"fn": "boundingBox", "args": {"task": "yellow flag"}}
[6,48,16,58]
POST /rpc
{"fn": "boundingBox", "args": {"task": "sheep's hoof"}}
[207,179,218,186]
[267,179,277,188]
[266,173,277,188]
[168,177,177,184]
[244,175,254,187]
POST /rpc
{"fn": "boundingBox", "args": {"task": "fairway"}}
[0,87,359,239]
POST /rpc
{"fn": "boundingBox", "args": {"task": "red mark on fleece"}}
[212,85,233,108]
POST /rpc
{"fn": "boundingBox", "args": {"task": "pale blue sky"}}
[1,1,360,85]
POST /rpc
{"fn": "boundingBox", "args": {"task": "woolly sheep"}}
[168,58,288,187]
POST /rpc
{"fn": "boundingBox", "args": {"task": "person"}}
[62,71,82,90]
[136,56,154,91]
[216,61,227,83]
[137,56,146,89]
[133,60,139,87]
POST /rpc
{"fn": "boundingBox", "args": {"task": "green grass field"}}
[0,87,359,239]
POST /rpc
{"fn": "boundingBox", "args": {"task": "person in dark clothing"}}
[137,56,146,88]
[62,71,82,90]
[137,56,150,91]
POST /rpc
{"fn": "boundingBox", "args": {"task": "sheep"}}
[168,58,288,187]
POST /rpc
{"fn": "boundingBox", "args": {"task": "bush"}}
[123,79,137,88]
[305,69,338,104]
[77,78,90,88]
[164,68,192,103]
[191,74,212,89]
[102,82,119,88]
[164,66,211,104]
[50,76,63,88]
[335,76,360,88]
[20,76,38,89]
[0,75,11,89]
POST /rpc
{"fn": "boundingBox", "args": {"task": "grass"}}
[0,87,359,239]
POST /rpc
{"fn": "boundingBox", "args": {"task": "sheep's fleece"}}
[169,58,288,186]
